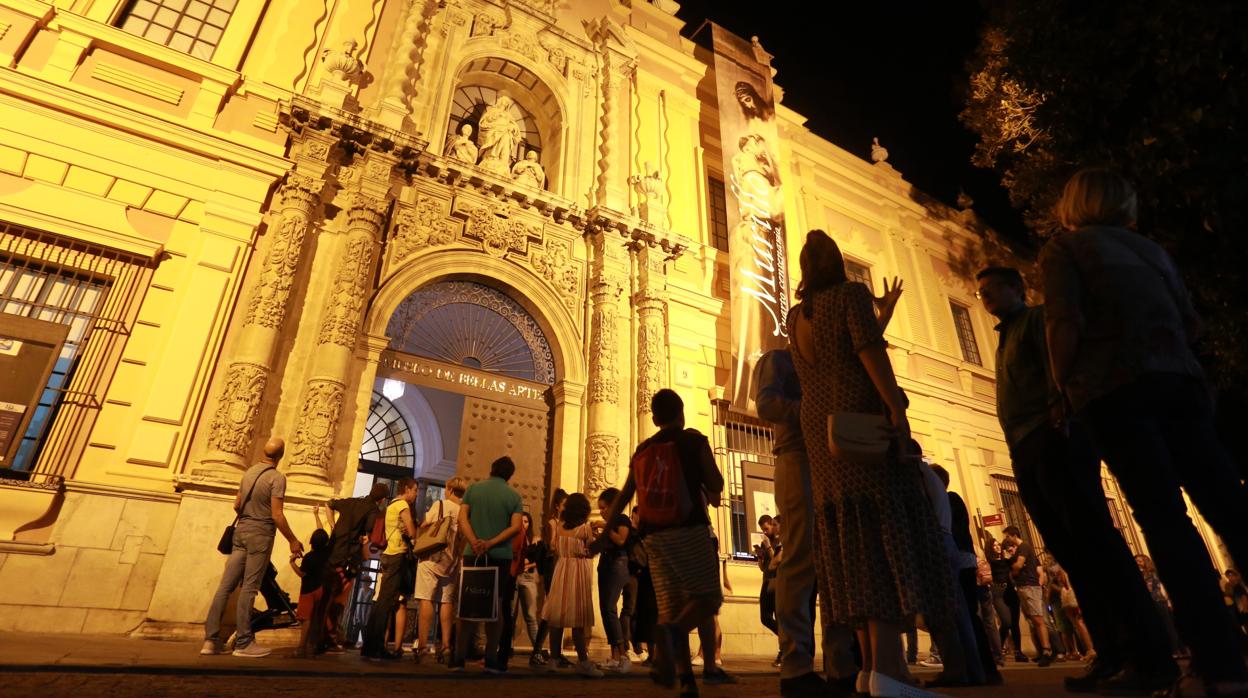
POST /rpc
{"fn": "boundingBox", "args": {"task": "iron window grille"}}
[950,301,983,366]
[707,176,730,253]
[711,399,775,558]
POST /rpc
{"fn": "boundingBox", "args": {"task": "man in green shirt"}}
[453,456,523,673]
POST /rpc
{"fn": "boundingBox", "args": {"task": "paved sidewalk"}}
[0,631,1086,697]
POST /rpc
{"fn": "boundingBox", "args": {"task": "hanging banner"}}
[711,24,791,411]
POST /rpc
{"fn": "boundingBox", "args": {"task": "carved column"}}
[583,233,623,494]
[285,154,394,489]
[200,167,328,477]
[632,243,668,442]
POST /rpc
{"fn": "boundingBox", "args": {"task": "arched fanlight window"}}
[359,391,416,471]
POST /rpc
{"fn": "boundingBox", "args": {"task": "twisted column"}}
[201,172,325,474]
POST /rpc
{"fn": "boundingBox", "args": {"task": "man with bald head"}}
[203,437,304,657]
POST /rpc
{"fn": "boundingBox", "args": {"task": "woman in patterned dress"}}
[540,493,603,678]
[788,230,953,697]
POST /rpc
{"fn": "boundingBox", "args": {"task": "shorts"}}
[414,559,458,604]
[644,525,723,621]
[296,587,324,622]
[1017,585,1045,618]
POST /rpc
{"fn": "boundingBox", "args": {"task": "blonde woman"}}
[1042,168,1248,697]
[412,476,467,664]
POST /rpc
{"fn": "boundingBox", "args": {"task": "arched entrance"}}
[352,280,560,518]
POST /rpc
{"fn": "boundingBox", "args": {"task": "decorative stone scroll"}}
[317,234,378,348]
[391,194,456,262]
[285,378,347,477]
[204,361,267,458]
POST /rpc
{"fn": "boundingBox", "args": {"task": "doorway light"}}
[382,378,406,401]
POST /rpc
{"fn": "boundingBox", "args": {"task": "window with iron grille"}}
[846,259,873,289]
[707,177,730,253]
[116,0,236,60]
[990,473,1045,553]
[950,301,983,366]
[711,400,775,558]
[0,223,152,475]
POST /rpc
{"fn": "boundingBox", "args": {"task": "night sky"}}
[675,0,1027,242]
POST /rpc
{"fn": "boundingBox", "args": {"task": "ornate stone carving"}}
[511,150,545,190]
[635,294,667,416]
[463,202,538,258]
[630,161,666,225]
[317,233,377,347]
[586,280,621,405]
[471,12,498,37]
[285,378,346,477]
[320,39,363,82]
[871,137,889,164]
[205,362,267,457]
[499,30,544,63]
[244,175,321,330]
[477,94,521,176]
[345,191,389,232]
[364,158,393,184]
[445,123,479,164]
[586,433,619,494]
[391,195,455,261]
[531,239,580,308]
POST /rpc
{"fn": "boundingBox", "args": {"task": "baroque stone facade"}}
[0,0,1201,655]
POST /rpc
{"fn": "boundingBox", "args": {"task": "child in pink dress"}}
[540,493,602,678]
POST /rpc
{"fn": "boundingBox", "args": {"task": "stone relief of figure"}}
[511,150,545,189]
[477,94,522,176]
[445,123,479,164]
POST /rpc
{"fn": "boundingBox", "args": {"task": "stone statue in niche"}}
[476,94,522,176]
[321,39,363,82]
[511,150,545,189]
[445,123,479,164]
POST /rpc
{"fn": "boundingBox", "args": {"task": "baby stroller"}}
[223,563,299,649]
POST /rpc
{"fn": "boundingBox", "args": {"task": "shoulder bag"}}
[413,500,453,558]
[826,412,892,465]
[217,466,272,555]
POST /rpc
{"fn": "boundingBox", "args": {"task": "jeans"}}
[1081,373,1248,682]
[514,569,540,646]
[362,553,406,656]
[1010,422,1176,674]
[598,553,630,648]
[977,584,1003,663]
[773,449,856,680]
[759,581,778,636]
[204,525,274,649]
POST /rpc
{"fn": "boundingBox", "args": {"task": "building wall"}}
[0,0,1226,647]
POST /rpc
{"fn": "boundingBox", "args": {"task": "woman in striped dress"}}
[541,493,602,678]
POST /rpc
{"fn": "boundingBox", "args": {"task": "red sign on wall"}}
[982,513,1004,527]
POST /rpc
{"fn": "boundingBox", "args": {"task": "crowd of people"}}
[200,169,1248,698]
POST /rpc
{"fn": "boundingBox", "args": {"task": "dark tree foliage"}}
[960,0,1248,392]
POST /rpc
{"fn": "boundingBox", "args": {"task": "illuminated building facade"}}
[0,0,1224,648]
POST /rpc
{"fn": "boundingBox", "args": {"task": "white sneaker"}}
[614,657,632,674]
[600,658,620,671]
[576,659,604,678]
[868,671,949,697]
[691,655,704,666]
[199,640,220,656]
[231,642,272,658]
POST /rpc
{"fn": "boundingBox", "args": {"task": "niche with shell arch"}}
[443,56,564,194]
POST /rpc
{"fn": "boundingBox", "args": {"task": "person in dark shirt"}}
[978,264,1178,691]
[1042,169,1248,698]
[595,487,636,673]
[291,528,331,657]
[311,482,388,652]
[1001,526,1050,666]
[593,389,724,697]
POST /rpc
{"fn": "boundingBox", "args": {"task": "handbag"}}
[826,412,892,464]
[413,500,454,558]
[217,465,272,555]
[457,555,500,622]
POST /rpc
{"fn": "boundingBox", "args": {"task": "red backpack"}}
[633,439,692,528]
